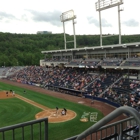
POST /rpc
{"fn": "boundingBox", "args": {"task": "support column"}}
[63,22,66,50]
[118,5,122,44]
[99,10,102,46]
[73,19,76,49]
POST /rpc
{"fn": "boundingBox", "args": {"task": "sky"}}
[0,0,139,35]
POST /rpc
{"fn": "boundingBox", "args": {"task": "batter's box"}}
[50,113,58,117]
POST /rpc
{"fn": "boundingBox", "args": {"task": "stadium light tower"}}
[60,10,77,49]
[95,0,124,46]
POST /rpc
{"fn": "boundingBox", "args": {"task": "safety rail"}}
[65,106,140,140]
[0,118,48,140]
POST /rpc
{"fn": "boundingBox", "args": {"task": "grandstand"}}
[40,42,140,70]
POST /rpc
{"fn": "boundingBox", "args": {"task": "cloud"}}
[21,14,29,22]
[87,17,99,27]
[102,19,112,27]
[0,11,16,21]
[123,19,139,27]
[26,10,62,27]
[87,17,112,27]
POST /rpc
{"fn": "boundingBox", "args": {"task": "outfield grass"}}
[0,82,104,140]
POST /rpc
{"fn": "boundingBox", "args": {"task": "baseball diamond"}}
[0,91,76,123]
[0,79,125,121]
[0,79,125,120]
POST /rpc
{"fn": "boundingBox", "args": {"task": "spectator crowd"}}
[5,66,140,112]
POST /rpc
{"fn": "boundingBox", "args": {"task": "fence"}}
[65,106,140,140]
[0,118,48,140]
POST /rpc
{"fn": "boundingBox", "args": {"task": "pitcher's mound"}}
[35,109,76,123]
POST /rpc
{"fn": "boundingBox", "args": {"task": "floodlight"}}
[122,44,127,48]
[60,10,77,50]
[95,0,123,11]
[60,10,76,22]
[95,0,124,46]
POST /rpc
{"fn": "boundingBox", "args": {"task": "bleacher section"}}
[99,58,123,66]
[42,57,140,68]
[0,67,25,79]
[0,68,6,77]
[4,66,140,114]
[45,58,69,62]
[122,57,140,67]
[84,73,121,96]
[65,58,101,68]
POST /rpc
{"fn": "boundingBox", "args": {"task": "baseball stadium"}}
[1,0,140,140]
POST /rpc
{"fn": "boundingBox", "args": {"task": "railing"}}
[101,75,123,96]
[65,106,140,140]
[0,118,48,140]
[65,117,136,140]
[0,76,7,78]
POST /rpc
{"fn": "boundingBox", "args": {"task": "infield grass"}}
[0,82,104,140]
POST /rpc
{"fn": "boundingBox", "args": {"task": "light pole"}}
[60,10,77,49]
[95,0,124,46]
[4,62,5,67]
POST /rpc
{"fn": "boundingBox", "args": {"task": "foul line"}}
[16,94,50,111]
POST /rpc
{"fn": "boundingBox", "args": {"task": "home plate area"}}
[35,109,76,123]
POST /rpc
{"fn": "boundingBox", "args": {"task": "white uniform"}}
[12,91,15,96]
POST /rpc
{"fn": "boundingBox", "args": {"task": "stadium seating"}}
[66,58,100,68]
[4,66,140,115]
[98,58,122,66]
[122,57,140,67]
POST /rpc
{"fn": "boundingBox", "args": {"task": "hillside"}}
[0,32,140,66]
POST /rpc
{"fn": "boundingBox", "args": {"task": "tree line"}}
[0,32,140,66]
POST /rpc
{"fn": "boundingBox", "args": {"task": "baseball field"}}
[0,80,105,140]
